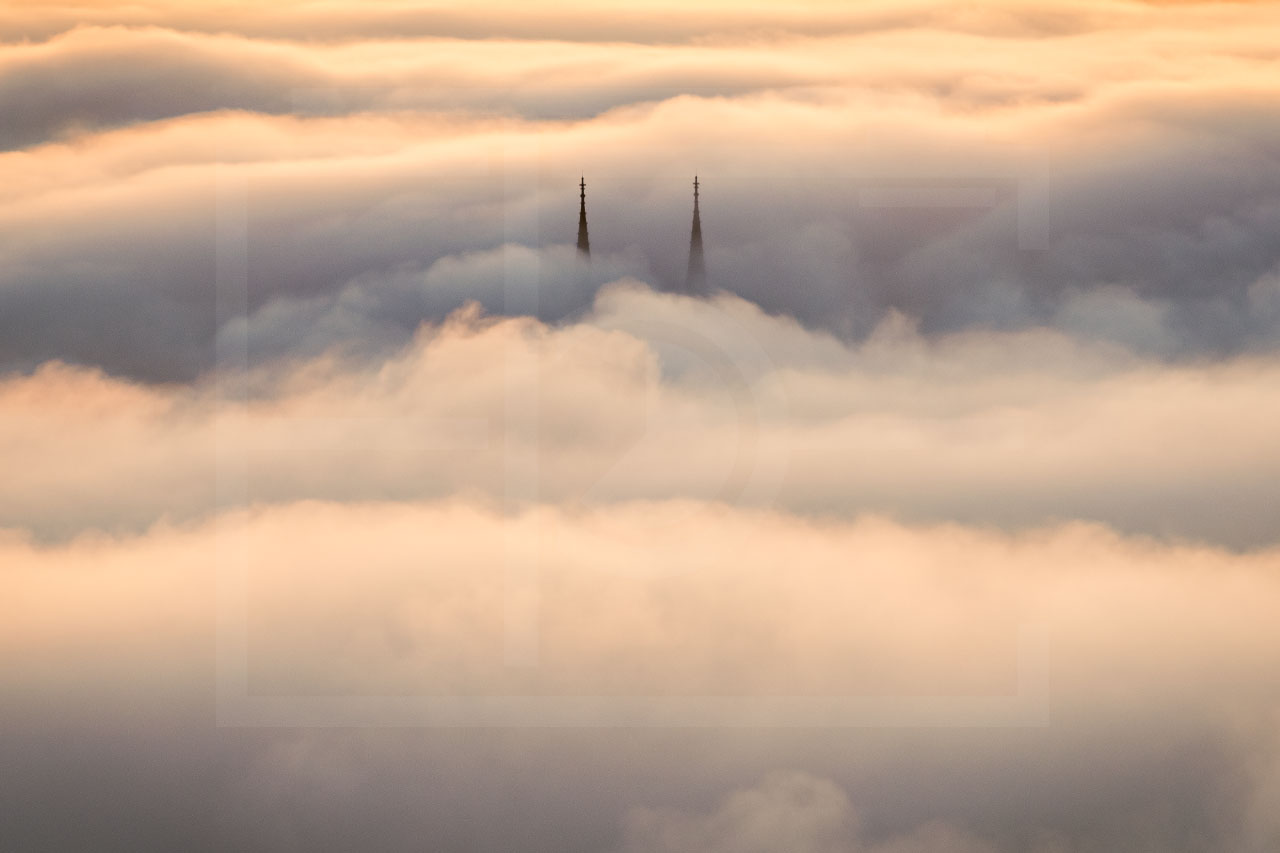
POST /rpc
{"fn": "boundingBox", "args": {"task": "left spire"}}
[576,176,591,257]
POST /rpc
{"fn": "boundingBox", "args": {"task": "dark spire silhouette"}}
[686,175,705,292]
[576,176,590,257]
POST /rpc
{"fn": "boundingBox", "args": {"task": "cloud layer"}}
[7,2,1280,851]
[5,500,1280,851]
[2,1,1279,379]
[6,286,1280,546]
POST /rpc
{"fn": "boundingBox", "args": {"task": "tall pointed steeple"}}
[686,175,705,292]
[576,176,590,257]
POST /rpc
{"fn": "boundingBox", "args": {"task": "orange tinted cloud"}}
[3,288,1280,545]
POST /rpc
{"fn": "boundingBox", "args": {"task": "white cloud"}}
[4,499,1279,850]
[5,286,1280,546]
[619,772,1004,853]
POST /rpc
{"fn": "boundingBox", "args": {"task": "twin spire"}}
[575,176,706,293]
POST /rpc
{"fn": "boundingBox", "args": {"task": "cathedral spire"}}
[576,176,590,257]
[686,175,704,292]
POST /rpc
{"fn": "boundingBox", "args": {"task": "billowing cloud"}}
[7,0,1263,46]
[619,773,997,853]
[7,3,1280,851]
[5,286,1280,547]
[4,500,1280,850]
[1,1,1279,379]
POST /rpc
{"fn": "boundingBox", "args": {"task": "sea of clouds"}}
[3,2,1280,851]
